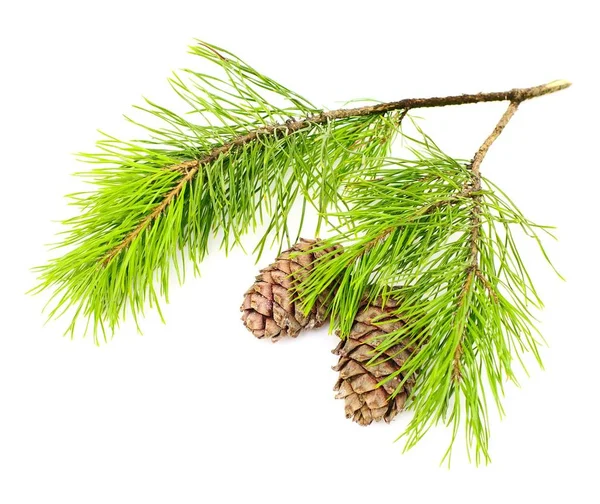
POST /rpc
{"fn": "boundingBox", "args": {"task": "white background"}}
[1,1,598,502]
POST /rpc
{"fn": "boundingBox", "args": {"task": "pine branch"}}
[102,82,568,266]
[32,41,400,341]
[31,39,571,465]
[298,106,567,463]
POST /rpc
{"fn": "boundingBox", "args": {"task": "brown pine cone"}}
[241,238,342,342]
[333,295,417,426]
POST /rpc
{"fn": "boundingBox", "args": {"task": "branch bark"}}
[102,80,570,266]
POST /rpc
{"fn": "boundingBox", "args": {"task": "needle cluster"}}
[299,125,558,463]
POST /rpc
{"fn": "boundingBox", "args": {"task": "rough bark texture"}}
[241,239,342,342]
[333,295,418,426]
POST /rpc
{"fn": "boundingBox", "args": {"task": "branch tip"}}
[546,79,572,92]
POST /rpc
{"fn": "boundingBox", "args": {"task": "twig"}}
[452,100,522,380]
[102,81,570,266]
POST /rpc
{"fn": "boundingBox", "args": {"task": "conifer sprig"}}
[299,114,562,464]
[32,39,569,463]
[32,41,399,341]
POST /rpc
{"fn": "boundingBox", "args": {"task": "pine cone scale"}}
[249,291,272,317]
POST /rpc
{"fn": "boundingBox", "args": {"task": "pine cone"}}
[333,295,417,426]
[241,238,342,342]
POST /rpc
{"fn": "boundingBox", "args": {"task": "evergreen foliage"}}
[32,40,569,463]
[299,124,557,464]
[32,41,398,340]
